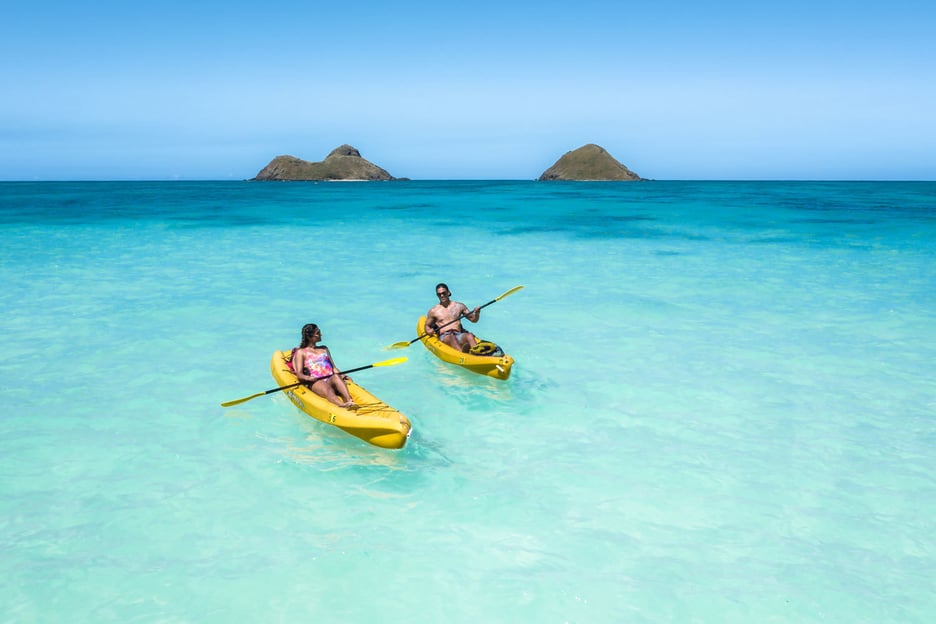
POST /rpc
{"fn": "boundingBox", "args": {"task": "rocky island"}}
[252,145,396,181]
[539,144,643,181]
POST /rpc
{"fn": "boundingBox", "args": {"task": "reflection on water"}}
[428,358,516,401]
[259,428,407,471]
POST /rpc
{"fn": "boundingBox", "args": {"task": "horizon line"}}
[2,178,935,183]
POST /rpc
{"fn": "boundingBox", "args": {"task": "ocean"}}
[1,180,934,622]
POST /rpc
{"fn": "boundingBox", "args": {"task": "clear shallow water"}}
[1,180,934,622]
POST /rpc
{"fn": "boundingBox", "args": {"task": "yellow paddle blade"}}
[373,356,408,366]
[220,393,265,408]
[386,341,412,350]
[495,285,524,300]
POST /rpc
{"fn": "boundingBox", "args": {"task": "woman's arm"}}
[325,347,340,374]
[294,349,310,382]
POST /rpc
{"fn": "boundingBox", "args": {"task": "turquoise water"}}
[1,180,934,622]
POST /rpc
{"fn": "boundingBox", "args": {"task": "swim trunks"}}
[439,330,468,343]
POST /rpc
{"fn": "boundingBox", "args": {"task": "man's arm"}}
[424,309,438,335]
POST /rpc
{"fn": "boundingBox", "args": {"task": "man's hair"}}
[435,283,449,292]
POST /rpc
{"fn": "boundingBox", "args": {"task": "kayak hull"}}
[417,316,514,380]
[270,351,412,449]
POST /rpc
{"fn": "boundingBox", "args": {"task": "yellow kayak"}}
[269,350,412,449]
[416,316,514,380]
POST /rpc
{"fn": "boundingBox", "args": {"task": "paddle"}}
[387,285,524,350]
[220,356,407,408]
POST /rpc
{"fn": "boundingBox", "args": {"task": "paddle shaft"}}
[221,360,401,408]
[407,292,509,345]
[385,285,523,350]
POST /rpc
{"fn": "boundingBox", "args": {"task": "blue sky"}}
[2,0,934,180]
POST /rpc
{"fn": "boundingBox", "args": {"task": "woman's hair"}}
[300,323,319,348]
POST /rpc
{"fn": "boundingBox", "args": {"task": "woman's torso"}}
[300,347,334,378]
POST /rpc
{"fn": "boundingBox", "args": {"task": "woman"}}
[292,323,355,408]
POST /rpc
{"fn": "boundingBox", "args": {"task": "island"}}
[538,144,643,181]
[252,145,397,181]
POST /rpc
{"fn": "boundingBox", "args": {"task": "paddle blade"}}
[495,285,524,300]
[220,393,264,408]
[386,341,413,350]
[374,356,407,367]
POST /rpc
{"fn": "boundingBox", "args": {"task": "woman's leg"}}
[330,376,354,407]
[311,379,344,406]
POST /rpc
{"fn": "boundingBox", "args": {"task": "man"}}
[425,283,481,353]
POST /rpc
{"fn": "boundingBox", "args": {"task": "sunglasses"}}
[436,291,451,297]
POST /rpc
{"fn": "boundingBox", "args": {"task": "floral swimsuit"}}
[302,348,335,379]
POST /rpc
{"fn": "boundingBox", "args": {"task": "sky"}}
[1,0,934,180]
